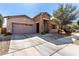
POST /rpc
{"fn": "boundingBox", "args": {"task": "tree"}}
[50,17,61,26]
[53,4,79,34]
[53,4,79,26]
[0,14,3,28]
[77,20,79,25]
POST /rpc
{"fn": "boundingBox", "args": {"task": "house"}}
[4,12,57,34]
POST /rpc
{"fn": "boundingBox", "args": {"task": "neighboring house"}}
[4,12,57,34]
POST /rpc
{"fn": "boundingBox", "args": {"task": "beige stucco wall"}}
[6,12,54,34]
[7,17,36,33]
[33,14,44,33]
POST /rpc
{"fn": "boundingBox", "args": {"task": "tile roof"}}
[4,12,51,20]
[4,15,32,19]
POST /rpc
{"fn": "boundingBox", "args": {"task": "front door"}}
[36,23,39,33]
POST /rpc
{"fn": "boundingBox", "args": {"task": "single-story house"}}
[4,12,58,34]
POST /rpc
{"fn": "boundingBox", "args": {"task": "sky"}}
[2,3,59,27]
[0,3,59,17]
[0,3,79,26]
[1,3,79,27]
[0,3,78,18]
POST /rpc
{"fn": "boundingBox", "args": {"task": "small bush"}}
[40,32,48,35]
[1,28,6,34]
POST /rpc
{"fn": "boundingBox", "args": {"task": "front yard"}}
[0,33,79,56]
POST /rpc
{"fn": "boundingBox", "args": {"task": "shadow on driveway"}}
[39,34,79,45]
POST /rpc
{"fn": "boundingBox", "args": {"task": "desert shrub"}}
[40,32,48,35]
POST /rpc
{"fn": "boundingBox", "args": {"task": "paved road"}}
[1,34,79,56]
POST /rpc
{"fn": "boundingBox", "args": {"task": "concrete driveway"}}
[1,33,79,56]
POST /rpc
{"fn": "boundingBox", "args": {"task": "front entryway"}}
[36,23,39,33]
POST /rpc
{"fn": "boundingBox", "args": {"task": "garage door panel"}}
[12,23,33,34]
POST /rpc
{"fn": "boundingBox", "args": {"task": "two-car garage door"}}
[12,23,34,34]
